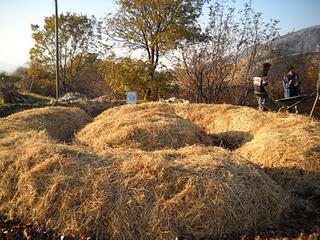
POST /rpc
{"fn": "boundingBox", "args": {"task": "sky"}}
[0,0,319,72]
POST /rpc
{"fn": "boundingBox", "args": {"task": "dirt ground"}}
[1,205,319,240]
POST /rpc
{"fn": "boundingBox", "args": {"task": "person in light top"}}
[253,62,271,111]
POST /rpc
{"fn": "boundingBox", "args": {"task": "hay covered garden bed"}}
[1,103,320,239]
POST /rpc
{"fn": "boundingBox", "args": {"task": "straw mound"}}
[238,116,320,198]
[77,103,211,151]
[0,131,53,210]
[56,99,126,117]
[1,139,289,239]
[1,102,318,238]
[174,104,320,198]
[0,106,92,141]
[174,103,269,133]
[0,107,92,206]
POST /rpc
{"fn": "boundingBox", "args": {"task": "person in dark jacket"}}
[283,66,301,98]
[283,66,301,113]
[253,62,271,111]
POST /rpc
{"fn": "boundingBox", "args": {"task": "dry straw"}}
[0,106,92,141]
[2,142,289,239]
[77,103,212,151]
[0,107,92,214]
[174,104,320,198]
[57,99,125,117]
[0,103,291,239]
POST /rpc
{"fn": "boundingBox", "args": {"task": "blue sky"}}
[0,0,319,72]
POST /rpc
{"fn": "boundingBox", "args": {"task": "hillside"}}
[272,25,320,55]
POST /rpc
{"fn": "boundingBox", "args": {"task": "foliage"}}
[73,54,111,98]
[0,71,22,91]
[106,0,206,98]
[0,72,9,90]
[29,12,105,96]
[100,55,173,99]
[0,70,52,104]
[10,67,33,91]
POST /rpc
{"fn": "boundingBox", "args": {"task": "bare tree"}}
[174,1,234,103]
[221,0,280,105]
[175,0,280,105]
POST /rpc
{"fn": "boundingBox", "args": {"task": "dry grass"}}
[174,103,270,133]
[174,104,320,198]
[1,139,289,239]
[238,115,320,198]
[0,106,92,141]
[0,107,92,217]
[77,103,211,151]
[1,102,320,238]
[0,103,292,239]
[56,99,126,117]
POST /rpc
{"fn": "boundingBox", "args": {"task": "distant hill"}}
[272,25,320,55]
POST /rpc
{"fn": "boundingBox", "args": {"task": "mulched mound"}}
[0,135,290,239]
[174,104,320,199]
[77,103,212,151]
[0,106,92,141]
[1,102,320,239]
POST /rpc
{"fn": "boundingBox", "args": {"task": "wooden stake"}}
[310,65,320,117]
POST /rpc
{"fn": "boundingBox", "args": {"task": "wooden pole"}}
[310,65,320,117]
[55,0,60,99]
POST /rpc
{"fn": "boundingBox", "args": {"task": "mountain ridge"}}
[272,25,320,55]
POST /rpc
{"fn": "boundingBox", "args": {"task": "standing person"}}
[283,66,301,98]
[253,62,272,111]
[283,66,301,113]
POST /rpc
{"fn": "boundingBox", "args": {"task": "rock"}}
[159,97,190,104]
